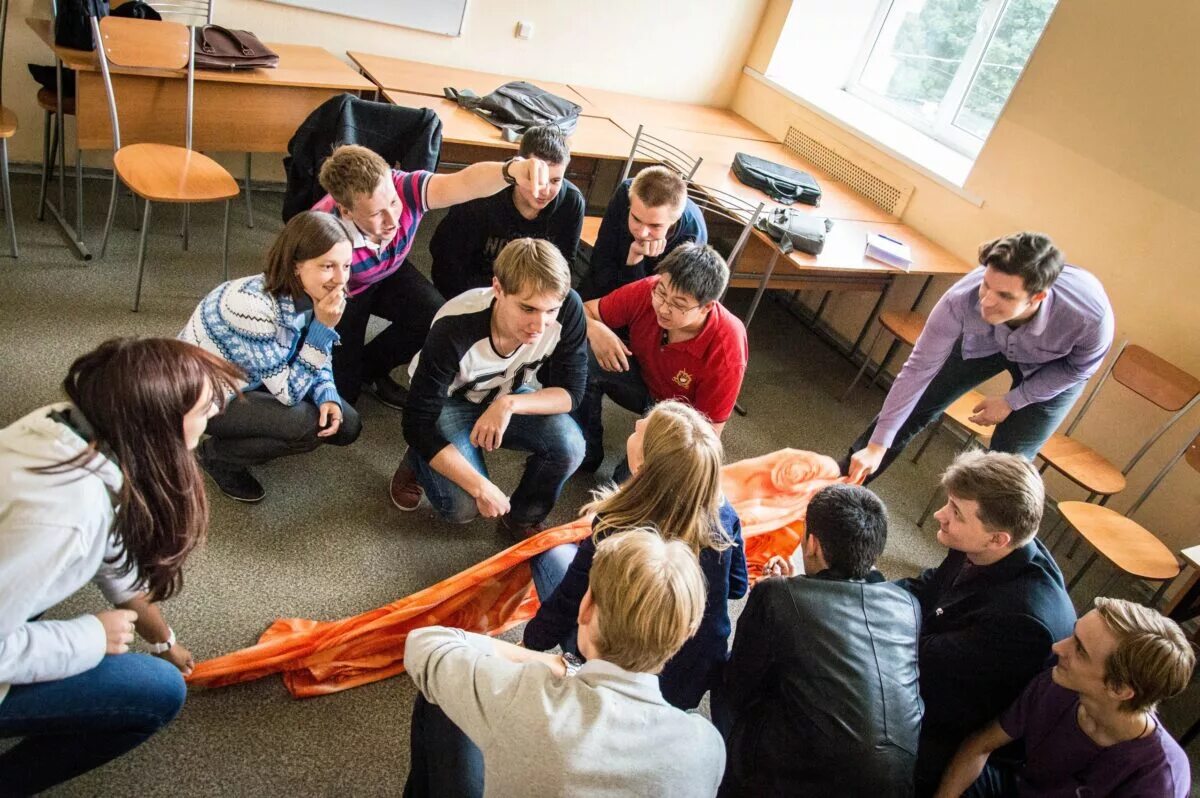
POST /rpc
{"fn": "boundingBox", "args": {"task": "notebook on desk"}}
[865,232,913,270]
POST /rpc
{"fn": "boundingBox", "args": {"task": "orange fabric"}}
[187,449,845,698]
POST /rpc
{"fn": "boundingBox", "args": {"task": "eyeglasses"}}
[651,285,700,315]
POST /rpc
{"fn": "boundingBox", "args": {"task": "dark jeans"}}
[962,764,1019,798]
[403,693,484,798]
[848,340,1084,482]
[572,348,653,474]
[201,388,362,467]
[404,395,585,529]
[0,654,186,796]
[334,265,445,404]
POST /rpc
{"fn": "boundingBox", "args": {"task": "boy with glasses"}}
[574,243,747,475]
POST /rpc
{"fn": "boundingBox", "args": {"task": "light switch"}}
[515,20,534,40]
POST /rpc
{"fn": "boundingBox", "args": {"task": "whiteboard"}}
[265,0,468,37]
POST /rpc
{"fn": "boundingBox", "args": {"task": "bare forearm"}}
[430,444,494,496]
[505,388,572,416]
[934,727,1008,798]
[118,594,171,645]
[427,161,506,209]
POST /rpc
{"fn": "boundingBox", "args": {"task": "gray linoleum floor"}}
[0,172,1195,796]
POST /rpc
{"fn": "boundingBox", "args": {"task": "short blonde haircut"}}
[1094,597,1195,712]
[492,238,570,299]
[630,165,687,211]
[588,529,705,674]
[942,450,1044,546]
[318,144,390,210]
[585,400,729,555]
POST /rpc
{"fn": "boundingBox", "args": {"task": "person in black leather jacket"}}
[720,484,922,797]
[899,450,1076,796]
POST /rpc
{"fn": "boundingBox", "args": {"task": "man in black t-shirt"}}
[429,125,585,300]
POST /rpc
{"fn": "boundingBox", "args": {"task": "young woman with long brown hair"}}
[523,400,748,710]
[180,210,361,503]
[0,337,242,795]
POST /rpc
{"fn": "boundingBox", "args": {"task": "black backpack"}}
[732,151,822,207]
[54,0,109,51]
[445,81,581,140]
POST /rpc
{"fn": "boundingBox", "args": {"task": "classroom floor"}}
[1,173,1196,796]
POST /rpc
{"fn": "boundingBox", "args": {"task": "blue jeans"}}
[0,654,186,795]
[573,348,653,474]
[848,339,1084,482]
[403,693,484,798]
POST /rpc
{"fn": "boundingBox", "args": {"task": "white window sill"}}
[745,67,983,206]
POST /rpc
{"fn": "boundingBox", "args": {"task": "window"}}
[848,0,1059,156]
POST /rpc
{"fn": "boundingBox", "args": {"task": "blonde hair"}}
[492,238,570,299]
[589,529,705,673]
[318,144,390,210]
[584,401,729,554]
[630,165,687,211]
[1094,597,1195,712]
[941,450,1044,546]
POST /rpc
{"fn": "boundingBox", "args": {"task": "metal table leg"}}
[41,59,91,260]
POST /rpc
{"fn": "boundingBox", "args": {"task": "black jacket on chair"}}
[282,93,442,222]
[721,570,923,797]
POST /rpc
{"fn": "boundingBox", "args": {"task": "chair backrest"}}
[685,181,763,274]
[91,16,195,151]
[619,124,702,184]
[1066,340,1200,476]
[148,0,214,25]
[1126,428,1200,517]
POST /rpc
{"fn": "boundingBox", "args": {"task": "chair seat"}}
[114,144,240,203]
[580,215,601,247]
[0,107,16,139]
[943,390,996,442]
[1038,433,1127,496]
[878,310,926,347]
[36,88,75,116]
[1059,501,1181,580]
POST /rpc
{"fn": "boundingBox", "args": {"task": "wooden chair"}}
[913,390,995,525]
[91,15,239,312]
[618,124,702,183]
[1038,342,1200,504]
[1058,428,1200,602]
[840,310,927,402]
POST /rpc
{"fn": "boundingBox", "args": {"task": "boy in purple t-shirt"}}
[935,597,1194,798]
[311,144,552,407]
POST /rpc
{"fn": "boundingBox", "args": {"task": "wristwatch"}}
[147,628,176,655]
[560,652,584,677]
[501,156,521,186]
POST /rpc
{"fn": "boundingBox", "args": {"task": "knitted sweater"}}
[180,274,341,407]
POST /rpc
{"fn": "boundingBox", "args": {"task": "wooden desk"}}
[569,84,775,142]
[349,52,597,114]
[30,18,375,152]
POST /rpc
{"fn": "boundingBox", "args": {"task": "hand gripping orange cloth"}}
[187,449,846,698]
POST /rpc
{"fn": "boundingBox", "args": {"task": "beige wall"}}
[734,0,1200,554]
[4,0,769,167]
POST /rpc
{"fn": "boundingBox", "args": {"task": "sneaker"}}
[368,375,409,410]
[390,460,424,511]
[198,455,265,503]
[497,515,549,541]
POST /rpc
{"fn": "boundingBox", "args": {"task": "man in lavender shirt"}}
[934,597,1194,797]
[847,232,1114,483]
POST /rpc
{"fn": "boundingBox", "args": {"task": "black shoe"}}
[578,449,604,473]
[199,456,265,503]
[368,375,409,410]
[497,515,549,541]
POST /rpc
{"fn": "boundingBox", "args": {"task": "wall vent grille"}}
[783,126,913,217]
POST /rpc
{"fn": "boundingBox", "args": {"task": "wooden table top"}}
[383,89,632,160]
[569,84,775,142]
[29,18,374,91]
[350,52,597,114]
[781,218,971,277]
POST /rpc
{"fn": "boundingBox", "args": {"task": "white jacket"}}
[0,404,142,705]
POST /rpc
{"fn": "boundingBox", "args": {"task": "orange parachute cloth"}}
[187,449,846,698]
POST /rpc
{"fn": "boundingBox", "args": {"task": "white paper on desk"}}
[865,232,913,270]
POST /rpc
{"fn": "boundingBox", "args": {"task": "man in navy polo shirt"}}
[575,243,747,475]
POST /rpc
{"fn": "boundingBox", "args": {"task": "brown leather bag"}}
[193,25,279,70]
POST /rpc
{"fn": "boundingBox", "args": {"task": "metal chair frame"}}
[92,15,232,311]
[686,182,765,275]
[0,0,18,257]
[618,124,702,184]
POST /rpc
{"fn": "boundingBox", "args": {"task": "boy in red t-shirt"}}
[574,243,748,476]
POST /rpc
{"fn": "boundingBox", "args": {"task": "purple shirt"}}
[999,670,1190,797]
[872,265,1114,447]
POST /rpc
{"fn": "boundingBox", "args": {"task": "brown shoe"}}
[497,515,549,540]
[390,460,423,511]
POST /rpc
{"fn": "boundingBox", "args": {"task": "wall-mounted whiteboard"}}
[265,0,468,37]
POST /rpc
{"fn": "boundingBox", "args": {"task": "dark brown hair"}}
[55,338,244,601]
[262,211,353,299]
[978,232,1064,294]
